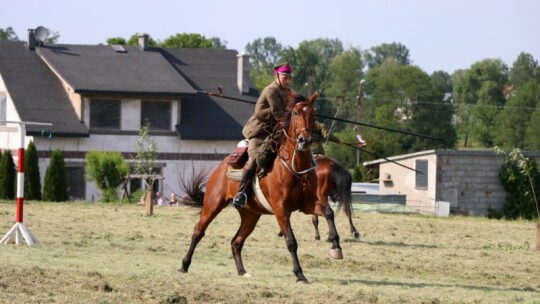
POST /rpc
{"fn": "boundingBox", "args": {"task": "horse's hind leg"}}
[180,198,227,273]
[311,215,321,240]
[316,201,344,260]
[231,210,261,277]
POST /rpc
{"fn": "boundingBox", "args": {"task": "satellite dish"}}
[34,26,49,43]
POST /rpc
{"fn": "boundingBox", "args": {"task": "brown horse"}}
[311,157,361,241]
[278,157,360,241]
[179,92,343,283]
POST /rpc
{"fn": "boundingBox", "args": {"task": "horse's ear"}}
[309,91,319,104]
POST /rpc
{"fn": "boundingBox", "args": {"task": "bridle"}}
[279,101,317,176]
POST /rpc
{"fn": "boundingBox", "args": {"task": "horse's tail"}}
[178,164,210,207]
[330,161,353,215]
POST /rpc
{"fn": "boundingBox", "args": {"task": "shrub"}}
[43,149,69,202]
[495,147,540,220]
[24,141,42,200]
[0,150,16,200]
[85,151,129,202]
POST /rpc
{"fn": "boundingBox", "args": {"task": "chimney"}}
[27,29,37,50]
[138,33,149,51]
[237,53,250,94]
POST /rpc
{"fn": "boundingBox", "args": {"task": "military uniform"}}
[311,121,341,155]
[242,80,290,160]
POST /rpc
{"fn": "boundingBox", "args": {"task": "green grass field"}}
[1,201,539,304]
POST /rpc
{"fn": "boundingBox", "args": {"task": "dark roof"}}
[0,41,258,140]
[37,44,194,96]
[0,41,89,137]
[163,48,257,139]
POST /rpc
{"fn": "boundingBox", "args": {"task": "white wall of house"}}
[378,151,438,214]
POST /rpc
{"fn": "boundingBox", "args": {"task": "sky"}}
[2,0,539,74]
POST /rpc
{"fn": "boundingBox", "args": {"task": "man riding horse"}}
[233,62,295,209]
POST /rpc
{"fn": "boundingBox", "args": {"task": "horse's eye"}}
[293,111,299,116]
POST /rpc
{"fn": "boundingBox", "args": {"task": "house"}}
[0,32,257,201]
[364,149,540,216]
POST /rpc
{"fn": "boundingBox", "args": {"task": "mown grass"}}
[0,201,539,304]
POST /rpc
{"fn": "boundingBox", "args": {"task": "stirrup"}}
[233,192,247,209]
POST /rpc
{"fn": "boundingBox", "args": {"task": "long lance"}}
[343,143,423,174]
[316,113,445,143]
[196,88,445,142]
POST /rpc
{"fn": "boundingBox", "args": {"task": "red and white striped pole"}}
[16,124,26,224]
[1,121,50,245]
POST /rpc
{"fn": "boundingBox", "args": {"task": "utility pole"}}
[354,79,365,167]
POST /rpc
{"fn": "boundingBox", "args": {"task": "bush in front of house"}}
[85,151,129,203]
[0,150,16,200]
[24,141,42,200]
[43,149,69,202]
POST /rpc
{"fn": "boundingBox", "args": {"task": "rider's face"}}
[276,73,292,88]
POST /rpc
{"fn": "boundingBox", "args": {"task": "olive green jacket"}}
[242,80,289,139]
[310,121,341,155]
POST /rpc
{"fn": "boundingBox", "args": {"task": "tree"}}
[0,27,19,41]
[324,48,365,125]
[0,150,16,199]
[209,37,227,49]
[364,42,411,69]
[510,53,539,87]
[245,37,284,92]
[43,149,69,202]
[24,141,41,200]
[453,59,509,147]
[525,98,540,150]
[85,151,129,202]
[280,38,344,94]
[495,147,540,220]
[160,33,213,48]
[133,120,158,186]
[495,80,540,149]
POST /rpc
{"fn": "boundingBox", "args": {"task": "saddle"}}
[227,140,249,169]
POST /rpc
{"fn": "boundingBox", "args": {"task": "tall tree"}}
[510,52,539,87]
[453,59,509,147]
[160,33,213,48]
[245,37,283,92]
[24,141,42,200]
[280,38,344,96]
[525,98,540,150]
[364,42,411,69]
[323,48,365,125]
[0,150,16,200]
[0,27,18,41]
[495,80,540,149]
[43,149,69,202]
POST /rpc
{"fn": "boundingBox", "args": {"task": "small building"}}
[364,149,540,216]
[0,32,257,201]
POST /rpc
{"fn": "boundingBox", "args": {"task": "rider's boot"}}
[232,160,257,209]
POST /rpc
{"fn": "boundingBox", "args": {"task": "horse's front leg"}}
[231,210,261,277]
[275,211,308,283]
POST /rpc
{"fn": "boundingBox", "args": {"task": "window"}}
[0,93,6,124]
[415,160,428,189]
[90,99,120,129]
[141,101,171,131]
[66,166,86,200]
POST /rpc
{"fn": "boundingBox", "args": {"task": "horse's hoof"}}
[329,248,343,260]
[242,273,252,278]
[296,279,309,284]
[179,268,188,273]
[352,231,361,240]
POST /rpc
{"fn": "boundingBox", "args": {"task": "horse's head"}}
[286,91,317,152]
